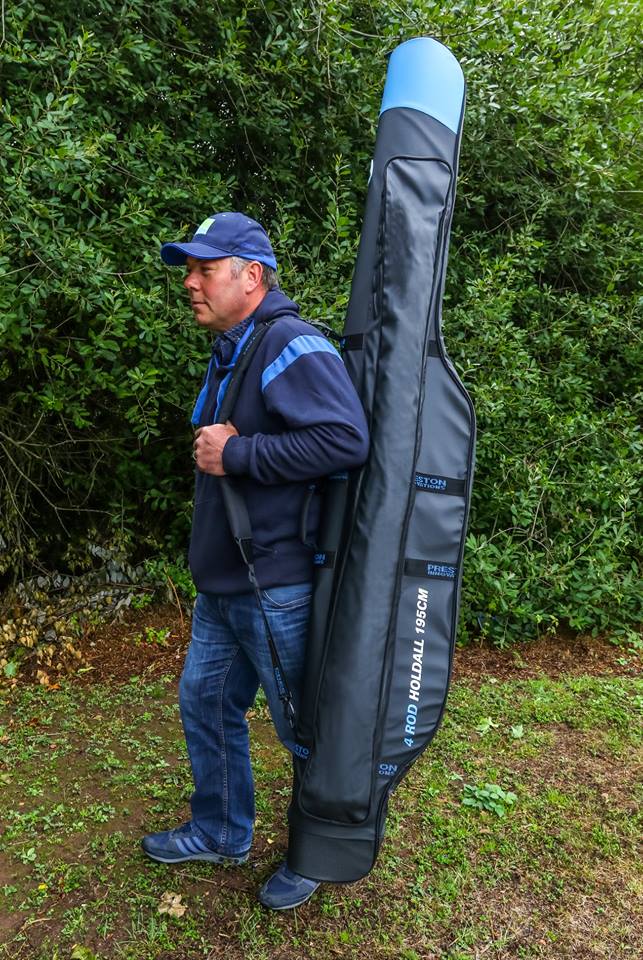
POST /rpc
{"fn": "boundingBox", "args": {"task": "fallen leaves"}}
[158,891,187,918]
[70,946,99,960]
[475,716,500,736]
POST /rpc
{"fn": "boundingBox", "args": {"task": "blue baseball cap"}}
[160,211,277,270]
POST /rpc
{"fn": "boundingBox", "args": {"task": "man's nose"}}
[184,272,199,290]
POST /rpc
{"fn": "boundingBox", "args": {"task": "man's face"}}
[183,256,251,332]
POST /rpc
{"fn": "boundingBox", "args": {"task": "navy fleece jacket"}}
[189,289,369,594]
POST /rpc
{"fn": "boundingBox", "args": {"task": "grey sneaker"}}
[258,861,320,910]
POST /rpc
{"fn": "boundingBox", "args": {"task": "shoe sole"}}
[142,845,248,865]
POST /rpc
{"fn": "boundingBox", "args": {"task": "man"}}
[141,212,369,910]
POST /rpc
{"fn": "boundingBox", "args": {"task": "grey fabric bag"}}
[288,37,476,882]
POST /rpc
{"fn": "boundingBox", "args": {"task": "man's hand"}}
[193,422,239,476]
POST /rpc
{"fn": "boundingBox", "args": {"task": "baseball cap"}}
[160,211,277,269]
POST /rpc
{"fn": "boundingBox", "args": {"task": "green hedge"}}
[1,0,640,644]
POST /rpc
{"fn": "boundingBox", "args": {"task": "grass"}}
[0,670,641,959]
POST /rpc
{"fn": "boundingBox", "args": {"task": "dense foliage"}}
[1,0,640,648]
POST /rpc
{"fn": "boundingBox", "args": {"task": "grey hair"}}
[229,256,278,291]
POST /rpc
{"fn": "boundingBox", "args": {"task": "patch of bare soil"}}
[74,602,192,684]
[508,724,643,810]
[0,858,28,942]
[75,605,641,688]
[451,628,642,687]
[440,860,643,960]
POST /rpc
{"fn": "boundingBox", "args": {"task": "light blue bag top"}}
[379,37,464,135]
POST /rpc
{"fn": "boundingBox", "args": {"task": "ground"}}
[0,604,641,960]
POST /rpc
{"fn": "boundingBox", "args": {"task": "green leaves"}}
[70,946,100,960]
[0,0,640,647]
[462,783,517,817]
[475,717,499,737]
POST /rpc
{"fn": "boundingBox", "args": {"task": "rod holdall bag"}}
[286,36,476,883]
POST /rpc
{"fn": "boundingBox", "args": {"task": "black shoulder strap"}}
[214,317,297,729]
[215,320,272,425]
[220,475,296,728]
[305,318,343,343]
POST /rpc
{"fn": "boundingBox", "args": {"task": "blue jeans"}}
[179,583,311,856]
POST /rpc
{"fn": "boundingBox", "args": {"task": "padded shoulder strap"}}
[215,320,272,425]
[213,316,297,729]
[305,319,343,343]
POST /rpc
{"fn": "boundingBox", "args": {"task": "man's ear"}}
[245,260,264,292]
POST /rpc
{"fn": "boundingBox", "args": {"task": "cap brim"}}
[160,241,231,266]
[161,241,277,270]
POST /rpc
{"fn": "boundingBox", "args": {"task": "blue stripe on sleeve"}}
[261,335,341,392]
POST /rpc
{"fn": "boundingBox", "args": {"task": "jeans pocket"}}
[260,582,312,611]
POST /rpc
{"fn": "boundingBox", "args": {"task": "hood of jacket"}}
[253,288,301,326]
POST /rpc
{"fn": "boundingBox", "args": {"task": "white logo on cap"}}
[195,217,215,235]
